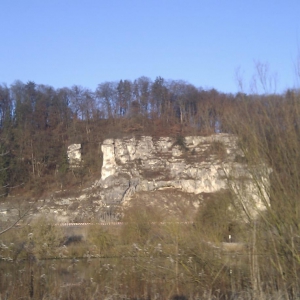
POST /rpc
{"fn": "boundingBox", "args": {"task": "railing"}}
[56,221,193,226]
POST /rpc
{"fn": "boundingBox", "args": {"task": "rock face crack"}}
[99,134,271,218]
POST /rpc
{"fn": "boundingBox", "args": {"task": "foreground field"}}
[1,215,299,300]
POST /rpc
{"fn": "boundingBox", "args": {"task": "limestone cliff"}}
[0,134,270,224]
[67,144,82,167]
[97,134,270,219]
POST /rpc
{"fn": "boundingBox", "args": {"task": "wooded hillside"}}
[0,77,299,199]
[1,76,300,299]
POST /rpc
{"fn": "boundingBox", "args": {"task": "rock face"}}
[0,134,270,224]
[98,134,270,219]
[67,144,82,167]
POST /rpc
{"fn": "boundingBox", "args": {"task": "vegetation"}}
[0,77,233,196]
[1,64,300,298]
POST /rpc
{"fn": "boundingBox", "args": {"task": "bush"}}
[86,225,114,255]
[22,215,64,259]
[194,191,244,243]
[120,200,163,245]
[172,135,188,151]
[206,140,226,160]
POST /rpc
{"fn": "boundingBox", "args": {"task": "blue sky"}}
[0,0,299,94]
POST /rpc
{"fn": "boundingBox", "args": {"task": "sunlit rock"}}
[67,144,82,168]
[99,134,271,219]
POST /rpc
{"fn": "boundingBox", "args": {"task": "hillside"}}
[1,79,300,299]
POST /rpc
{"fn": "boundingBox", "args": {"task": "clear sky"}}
[0,0,299,94]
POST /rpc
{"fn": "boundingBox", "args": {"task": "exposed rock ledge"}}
[0,134,270,224]
[96,134,270,218]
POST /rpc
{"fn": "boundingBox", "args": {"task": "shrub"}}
[194,191,244,243]
[207,140,226,160]
[22,215,64,259]
[86,225,114,255]
[172,135,189,152]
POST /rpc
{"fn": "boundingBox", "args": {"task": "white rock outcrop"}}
[67,144,82,167]
[98,134,270,218]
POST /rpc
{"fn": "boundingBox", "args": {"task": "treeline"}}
[0,77,299,196]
